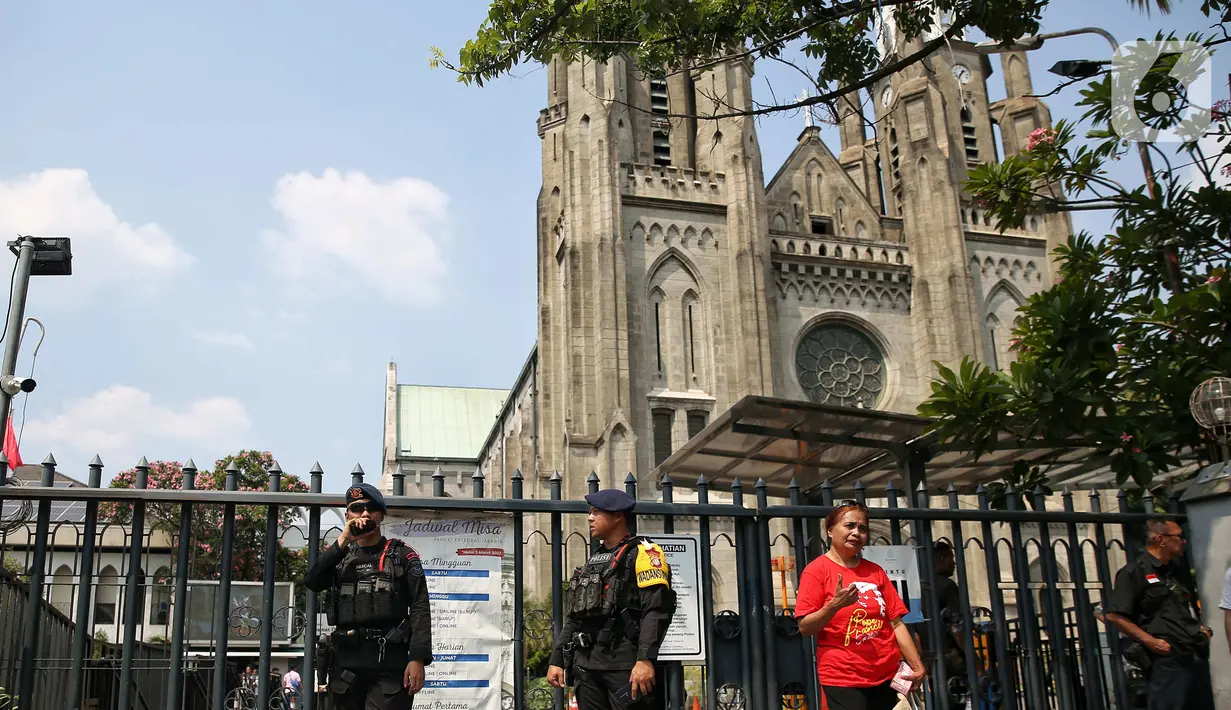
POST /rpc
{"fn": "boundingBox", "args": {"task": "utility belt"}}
[574,608,641,650]
[330,618,412,663]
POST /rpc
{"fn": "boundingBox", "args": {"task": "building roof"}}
[3,465,90,523]
[396,385,509,461]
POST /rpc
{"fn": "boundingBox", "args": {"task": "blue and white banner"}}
[385,513,515,710]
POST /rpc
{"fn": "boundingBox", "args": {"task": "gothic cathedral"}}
[512,28,1070,503]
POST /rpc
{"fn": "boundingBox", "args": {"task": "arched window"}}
[835,198,846,234]
[96,565,119,625]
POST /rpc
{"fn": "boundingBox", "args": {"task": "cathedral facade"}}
[382,31,1071,510]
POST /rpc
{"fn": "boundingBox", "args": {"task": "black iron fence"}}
[0,455,1180,710]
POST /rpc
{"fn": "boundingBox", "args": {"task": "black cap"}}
[584,488,636,513]
[346,483,387,512]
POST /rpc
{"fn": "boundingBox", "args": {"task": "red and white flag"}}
[3,414,22,470]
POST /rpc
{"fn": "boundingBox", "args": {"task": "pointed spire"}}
[511,468,524,481]
[624,472,637,485]
[885,479,897,493]
[309,462,324,475]
[660,473,673,487]
[472,466,485,480]
[225,460,240,474]
[788,478,800,492]
[586,471,599,485]
[42,453,57,466]
[183,458,197,472]
[549,470,562,482]
[351,463,365,476]
[137,456,150,468]
[270,461,283,475]
[696,474,708,488]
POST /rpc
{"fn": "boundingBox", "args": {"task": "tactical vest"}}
[565,537,642,621]
[328,538,413,630]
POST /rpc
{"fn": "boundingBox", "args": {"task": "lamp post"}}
[974,28,1184,292]
[0,237,73,430]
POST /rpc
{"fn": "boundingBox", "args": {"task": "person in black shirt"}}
[304,483,433,710]
[1105,517,1214,710]
[546,489,677,710]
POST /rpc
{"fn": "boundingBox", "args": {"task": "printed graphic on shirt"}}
[1146,573,1160,584]
[844,583,889,646]
[635,542,670,588]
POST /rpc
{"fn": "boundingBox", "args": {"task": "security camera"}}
[0,376,36,396]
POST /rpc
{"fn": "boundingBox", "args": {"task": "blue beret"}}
[585,489,636,513]
[345,483,387,512]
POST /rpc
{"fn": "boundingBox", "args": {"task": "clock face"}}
[952,63,972,84]
[880,86,894,109]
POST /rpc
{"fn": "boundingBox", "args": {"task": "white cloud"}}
[190,329,256,350]
[260,169,450,305]
[0,169,195,289]
[22,385,250,467]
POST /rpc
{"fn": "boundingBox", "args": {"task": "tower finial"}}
[799,88,814,128]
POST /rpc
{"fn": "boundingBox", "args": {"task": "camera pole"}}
[0,237,38,430]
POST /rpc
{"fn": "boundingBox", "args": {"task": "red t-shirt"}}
[794,555,909,687]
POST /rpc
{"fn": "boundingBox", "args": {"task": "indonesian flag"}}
[3,414,22,470]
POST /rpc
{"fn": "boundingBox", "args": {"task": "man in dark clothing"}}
[304,483,433,710]
[1105,517,1215,710]
[546,489,677,710]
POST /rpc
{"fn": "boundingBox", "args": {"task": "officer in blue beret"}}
[547,489,677,709]
[304,483,432,709]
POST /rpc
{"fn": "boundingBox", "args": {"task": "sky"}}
[0,1,1222,492]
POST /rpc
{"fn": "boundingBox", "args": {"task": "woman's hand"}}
[824,574,859,612]
[904,661,927,691]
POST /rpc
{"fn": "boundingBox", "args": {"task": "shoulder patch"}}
[634,542,670,588]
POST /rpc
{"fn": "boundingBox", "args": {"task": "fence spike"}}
[549,470,562,482]
[661,472,673,487]
[624,472,637,485]
[974,483,987,494]
[945,482,958,494]
[511,468,523,481]
[310,461,324,475]
[731,478,743,492]
[586,471,599,485]
[351,463,365,476]
[696,474,708,489]
[473,466,485,480]
[884,479,897,493]
[137,456,150,467]
[183,458,197,472]
[854,480,866,497]
[755,478,767,489]
[270,460,284,475]
[1032,484,1048,497]
[225,460,240,474]
[1062,486,1074,497]
[915,481,927,493]
[788,478,800,492]
[1088,487,1101,499]
[42,453,57,466]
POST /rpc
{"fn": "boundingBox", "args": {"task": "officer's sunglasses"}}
[347,501,379,515]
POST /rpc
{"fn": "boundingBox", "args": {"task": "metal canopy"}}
[656,395,1105,497]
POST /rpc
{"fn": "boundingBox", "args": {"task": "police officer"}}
[1104,517,1215,710]
[304,483,433,710]
[546,489,677,710]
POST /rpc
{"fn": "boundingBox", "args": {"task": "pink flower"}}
[1133,447,1142,454]
[1027,127,1056,151]
[1121,433,1133,443]
[1209,273,1222,284]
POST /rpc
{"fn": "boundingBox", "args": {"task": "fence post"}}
[304,462,324,710]
[393,464,405,497]
[945,484,981,710]
[118,457,150,710]
[696,476,718,710]
[210,461,240,710]
[976,485,1016,710]
[754,479,777,710]
[661,475,683,710]
[434,467,446,498]
[512,470,525,710]
[67,455,104,708]
[351,464,364,486]
[256,462,282,709]
[474,466,486,499]
[549,471,564,710]
[914,481,950,710]
[1089,488,1130,710]
[1031,486,1075,710]
[788,478,818,710]
[625,474,638,536]
[17,454,55,706]
[731,479,758,710]
[1005,484,1047,708]
[1062,487,1106,710]
[165,459,198,709]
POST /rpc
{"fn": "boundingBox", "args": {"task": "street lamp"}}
[1190,376,1231,462]
[0,237,73,431]
[973,28,1184,292]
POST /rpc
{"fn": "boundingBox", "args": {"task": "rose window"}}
[795,324,885,408]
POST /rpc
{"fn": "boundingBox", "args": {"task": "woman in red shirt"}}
[794,501,926,710]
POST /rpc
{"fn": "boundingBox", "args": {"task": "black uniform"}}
[304,485,433,710]
[1108,552,1214,710]
[549,532,677,710]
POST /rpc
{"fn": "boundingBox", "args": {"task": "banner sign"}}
[860,545,923,624]
[385,513,516,710]
[647,534,706,664]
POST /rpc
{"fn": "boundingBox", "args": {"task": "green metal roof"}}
[396,385,509,460]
